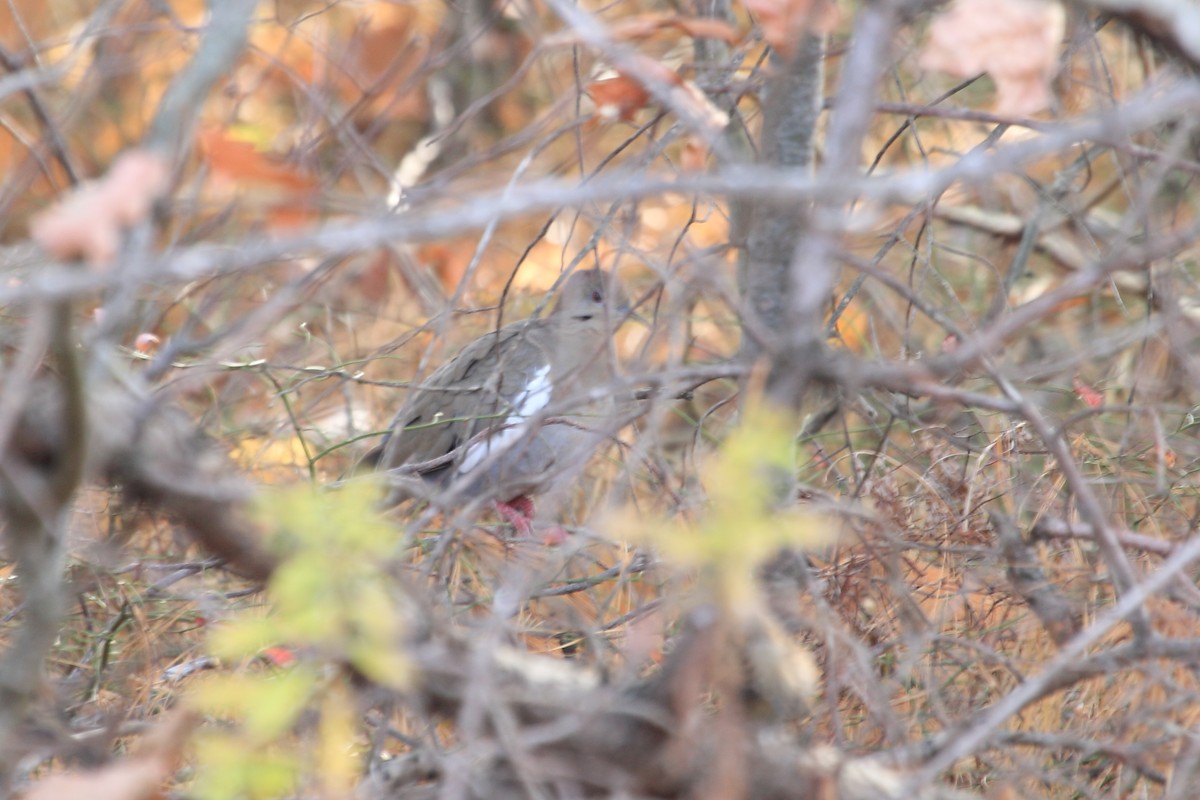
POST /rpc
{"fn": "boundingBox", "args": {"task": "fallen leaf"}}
[919,0,1064,116]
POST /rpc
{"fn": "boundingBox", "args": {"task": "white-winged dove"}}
[373,269,630,534]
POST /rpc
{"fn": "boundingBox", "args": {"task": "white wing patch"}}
[457,363,552,475]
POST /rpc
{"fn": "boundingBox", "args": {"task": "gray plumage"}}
[374,269,628,508]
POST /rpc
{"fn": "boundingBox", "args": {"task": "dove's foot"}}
[494,496,568,545]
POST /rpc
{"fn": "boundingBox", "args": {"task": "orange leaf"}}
[588,59,728,132]
[198,128,315,191]
[264,202,318,231]
[587,74,653,122]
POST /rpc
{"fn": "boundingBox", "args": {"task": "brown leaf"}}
[588,58,728,132]
[919,0,1064,116]
[587,74,654,122]
[197,128,315,190]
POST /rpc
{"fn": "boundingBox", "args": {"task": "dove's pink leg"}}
[494,496,535,536]
[494,496,569,545]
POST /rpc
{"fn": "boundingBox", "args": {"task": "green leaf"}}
[191,483,412,797]
[191,668,318,740]
[617,402,831,605]
[192,733,300,800]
